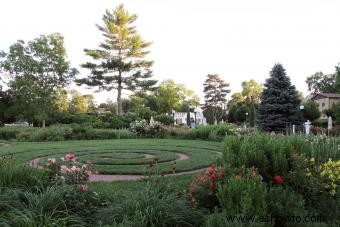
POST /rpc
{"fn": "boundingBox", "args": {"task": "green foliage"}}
[94,177,205,226]
[154,114,174,125]
[257,64,302,132]
[77,4,157,114]
[108,113,140,129]
[165,124,239,141]
[241,80,263,106]
[302,100,321,121]
[0,126,135,141]
[154,80,200,114]
[267,187,313,227]
[0,157,49,189]
[217,168,268,217]
[330,103,340,123]
[222,134,312,181]
[203,106,226,124]
[306,71,336,93]
[130,120,166,138]
[203,74,230,122]
[0,33,77,125]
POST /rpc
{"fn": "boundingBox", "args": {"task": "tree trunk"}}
[42,119,46,128]
[117,78,123,115]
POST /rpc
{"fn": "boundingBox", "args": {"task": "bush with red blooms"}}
[273,175,284,186]
[188,164,223,209]
[44,153,94,190]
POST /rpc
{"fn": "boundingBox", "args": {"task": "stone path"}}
[28,152,208,182]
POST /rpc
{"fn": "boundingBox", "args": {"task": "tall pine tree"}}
[257,64,302,132]
[77,4,157,114]
[203,74,230,124]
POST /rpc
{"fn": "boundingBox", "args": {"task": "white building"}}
[172,111,206,126]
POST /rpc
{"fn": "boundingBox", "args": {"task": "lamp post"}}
[245,112,249,129]
[300,105,304,134]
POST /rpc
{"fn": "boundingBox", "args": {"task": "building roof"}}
[311,93,340,99]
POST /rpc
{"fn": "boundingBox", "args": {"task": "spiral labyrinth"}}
[1,139,222,176]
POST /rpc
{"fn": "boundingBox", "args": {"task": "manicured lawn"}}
[0,139,222,174]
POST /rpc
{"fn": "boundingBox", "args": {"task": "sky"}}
[1,0,340,104]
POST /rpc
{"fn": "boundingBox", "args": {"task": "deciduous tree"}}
[0,34,77,126]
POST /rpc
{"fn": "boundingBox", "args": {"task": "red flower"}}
[209,181,214,189]
[274,175,284,186]
[65,154,75,161]
[217,171,223,179]
[210,174,216,180]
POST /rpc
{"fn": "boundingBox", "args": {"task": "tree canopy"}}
[0,33,77,126]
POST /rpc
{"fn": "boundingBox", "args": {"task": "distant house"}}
[311,93,340,118]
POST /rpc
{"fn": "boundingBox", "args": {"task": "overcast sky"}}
[1,0,339,104]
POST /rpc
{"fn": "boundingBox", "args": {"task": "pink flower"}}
[84,170,92,177]
[60,165,70,173]
[79,184,88,191]
[217,171,223,179]
[65,154,76,162]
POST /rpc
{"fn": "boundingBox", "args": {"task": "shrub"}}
[95,176,205,226]
[330,125,340,136]
[0,157,49,189]
[222,134,312,181]
[109,113,140,129]
[0,127,31,140]
[267,186,308,226]
[154,114,174,126]
[188,164,223,209]
[217,167,268,217]
[130,119,149,136]
[130,120,165,138]
[29,127,67,142]
[311,126,327,135]
[313,119,328,128]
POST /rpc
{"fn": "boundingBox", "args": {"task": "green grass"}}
[91,174,195,194]
[0,139,222,175]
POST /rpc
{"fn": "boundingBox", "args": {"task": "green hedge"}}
[0,126,135,142]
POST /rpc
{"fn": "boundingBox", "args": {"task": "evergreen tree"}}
[334,64,340,93]
[302,100,321,122]
[257,64,302,132]
[203,74,230,124]
[77,4,157,115]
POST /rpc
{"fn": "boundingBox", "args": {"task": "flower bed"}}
[188,134,339,226]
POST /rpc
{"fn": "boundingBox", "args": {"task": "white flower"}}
[48,158,56,164]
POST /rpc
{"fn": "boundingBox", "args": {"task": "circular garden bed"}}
[1,139,222,180]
